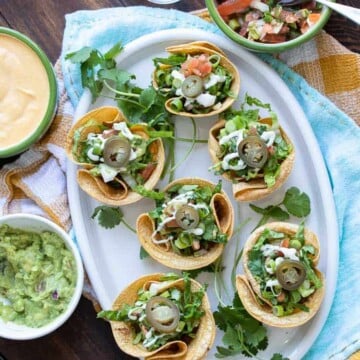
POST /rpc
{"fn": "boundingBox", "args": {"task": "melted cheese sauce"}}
[0,34,50,149]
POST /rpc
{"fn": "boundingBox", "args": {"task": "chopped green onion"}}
[155,69,166,83]
[209,54,221,68]
[170,98,183,112]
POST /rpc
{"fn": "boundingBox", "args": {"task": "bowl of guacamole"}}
[0,213,84,340]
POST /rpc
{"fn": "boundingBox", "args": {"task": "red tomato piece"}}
[217,0,252,17]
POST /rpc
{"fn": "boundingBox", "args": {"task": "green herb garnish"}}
[250,186,311,229]
[91,206,136,232]
[214,293,268,358]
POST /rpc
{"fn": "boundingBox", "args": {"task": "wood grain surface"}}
[0,1,359,359]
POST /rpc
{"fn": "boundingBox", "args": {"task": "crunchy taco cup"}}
[208,96,295,202]
[98,273,216,360]
[152,41,240,118]
[236,222,325,328]
[66,106,165,206]
[136,178,234,270]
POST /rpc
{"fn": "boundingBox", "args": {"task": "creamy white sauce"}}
[113,122,134,140]
[260,130,276,146]
[222,152,246,171]
[261,244,299,261]
[219,130,244,146]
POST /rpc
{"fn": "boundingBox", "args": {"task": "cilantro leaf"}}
[214,293,268,358]
[249,204,269,215]
[99,68,135,84]
[247,249,264,279]
[244,93,272,111]
[65,42,123,102]
[91,206,123,229]
[139,246,149,260]
[283,187,310,217]
[139,87,158,112]
[250,187,311,230]
[271,353,290,360]
[104,42,124,60]
[267,206,290,220]
[91,206,136,233]
[65,46,93,63]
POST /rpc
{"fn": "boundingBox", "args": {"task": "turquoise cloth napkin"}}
[61,6,360,360]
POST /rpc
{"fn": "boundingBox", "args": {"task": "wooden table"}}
[0,1,359,359]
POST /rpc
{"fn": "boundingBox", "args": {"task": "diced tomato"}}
[102,129,119,138]
[277,292,286,303]
[307,13,321,26]
[139,163,156,181]
[217,0,252,17]
[165,219,180,228]
[280,238,290,248]
[261,33,287,43]
[181,54,212,78]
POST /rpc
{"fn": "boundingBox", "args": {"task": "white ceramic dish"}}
[67,29,338,359]
[0,214,84,340]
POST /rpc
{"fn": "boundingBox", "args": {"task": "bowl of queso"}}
[0,214,84,340]
[205,0,332,53]
[0,27,57,158]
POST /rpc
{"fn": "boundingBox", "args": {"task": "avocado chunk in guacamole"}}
[0,224,77,327]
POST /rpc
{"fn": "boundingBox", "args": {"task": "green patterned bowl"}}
[0,27,57,158]
[205,0,332,53]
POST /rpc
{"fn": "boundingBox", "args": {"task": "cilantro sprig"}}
[214,293,268,358]
[250,187,311,229]
[91,206,136,232]
[65,42,124,101]
[66,43,172,130]
[214,294,290,360]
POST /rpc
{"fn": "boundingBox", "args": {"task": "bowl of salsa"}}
[205,0,332,52]
[0,214,84,340]
[0,27,58,158]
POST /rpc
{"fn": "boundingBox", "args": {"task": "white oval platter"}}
[67,28,338,360]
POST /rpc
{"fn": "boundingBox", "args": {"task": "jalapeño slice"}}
[238,135,268,168]
[103,136,131,168]
[276,260,306,291]
[175,204,200,230]
[145,296,180,333]
[181,75,204,98]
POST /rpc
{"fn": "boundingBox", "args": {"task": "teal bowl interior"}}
[205,0,332,53]
[0,27,58,158]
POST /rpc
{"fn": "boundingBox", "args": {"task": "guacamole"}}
[0,224,77,327]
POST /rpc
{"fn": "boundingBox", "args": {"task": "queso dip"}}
[0,33,50,149]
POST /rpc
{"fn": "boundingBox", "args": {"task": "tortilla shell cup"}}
[237,222,325,328]
[208,119,295,202]
[153,41,240,118]
[109,273,216,360]
[136,177,234,270]
[66,106,165,206]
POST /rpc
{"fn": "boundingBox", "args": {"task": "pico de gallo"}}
[217,0,322,43]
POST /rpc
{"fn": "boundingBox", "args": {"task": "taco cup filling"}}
[153,50,235,115]
[98,273,208,352]
[148,181,228,256]
[209,95,293,188]
[245,223,323,317]
[72,119,159,190]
